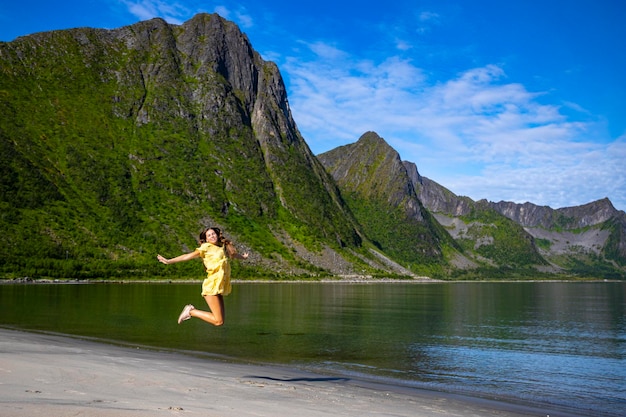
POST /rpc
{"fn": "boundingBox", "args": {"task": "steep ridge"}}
[319,132,459,276]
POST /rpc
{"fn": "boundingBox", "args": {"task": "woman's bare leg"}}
[190,294,225,326]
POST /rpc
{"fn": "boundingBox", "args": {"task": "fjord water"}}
[1,281,624,416]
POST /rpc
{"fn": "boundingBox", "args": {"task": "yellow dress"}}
[196,242,231,296]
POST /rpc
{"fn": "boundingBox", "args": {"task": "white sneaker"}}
[177,304,195,324]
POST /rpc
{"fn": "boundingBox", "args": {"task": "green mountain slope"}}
[0,14,371,279]
[318,132,459,277]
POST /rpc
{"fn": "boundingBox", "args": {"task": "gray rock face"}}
[489,198,619,229]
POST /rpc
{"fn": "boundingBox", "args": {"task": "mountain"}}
[0,14,394,279]
[416,167,626,277]
[320,132,625,279]
[488,199,626,275]
[1,14,623,280]
[320,133,552,278]
[317,132,460,276]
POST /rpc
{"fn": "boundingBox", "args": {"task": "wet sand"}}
[0,328,569,416]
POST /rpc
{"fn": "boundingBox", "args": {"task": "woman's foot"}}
[177,304,195,324]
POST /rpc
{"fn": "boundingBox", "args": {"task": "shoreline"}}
[1,276,617,284]
[1,327,583,417]
[1,274,438,284]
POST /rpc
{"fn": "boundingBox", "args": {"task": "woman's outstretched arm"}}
[157,251,200,265]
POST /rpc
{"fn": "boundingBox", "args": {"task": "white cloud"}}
[213,6,230,19]
[419,11,440,22]
[120,0,190,24]
[416,11,441,34]
[446,135,626,209]
[284,42,626,211]
[213,5,254,28]
[119,1,253,30]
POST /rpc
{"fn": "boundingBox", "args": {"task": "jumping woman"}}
[157,227,248,326]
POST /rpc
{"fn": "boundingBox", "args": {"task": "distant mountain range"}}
[320,132,625,279]
[1,13,624,280]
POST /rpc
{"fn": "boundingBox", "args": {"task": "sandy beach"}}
[0,327,566,416]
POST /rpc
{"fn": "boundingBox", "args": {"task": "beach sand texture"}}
[1,328,558,416]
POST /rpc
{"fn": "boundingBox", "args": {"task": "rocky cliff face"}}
[489,198,626,264]
[110,15,359,243]
[413,171,474,217]
[318,132,425,221]
[489,198,620,229]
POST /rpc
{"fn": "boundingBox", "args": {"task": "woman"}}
[157,227,248,326]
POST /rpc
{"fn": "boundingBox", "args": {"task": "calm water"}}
[1,281,624,416]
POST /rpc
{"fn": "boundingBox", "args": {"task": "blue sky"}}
[2,1,625,211]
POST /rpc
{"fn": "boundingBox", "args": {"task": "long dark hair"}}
[199,227,237,258]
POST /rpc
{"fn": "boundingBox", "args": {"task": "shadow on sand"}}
[246,375,350,383]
